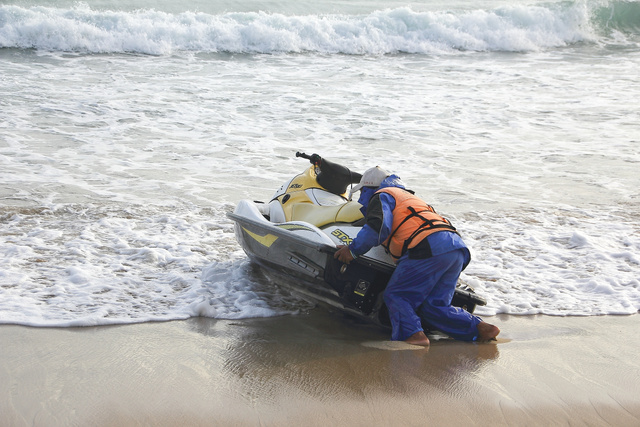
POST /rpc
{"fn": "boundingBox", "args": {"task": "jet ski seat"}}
[289,201,364,228]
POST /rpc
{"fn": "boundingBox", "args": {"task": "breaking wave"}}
[1,0,637,55]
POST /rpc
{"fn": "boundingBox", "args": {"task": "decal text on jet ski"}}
[331,229,353,245]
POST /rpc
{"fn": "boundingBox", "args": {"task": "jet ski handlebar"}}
[296,152,363,196]
[295,151,321,165]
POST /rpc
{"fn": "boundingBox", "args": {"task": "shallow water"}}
[1,0,639,326]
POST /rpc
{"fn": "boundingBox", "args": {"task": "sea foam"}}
[0,2,620,55]
[0,204,315,327]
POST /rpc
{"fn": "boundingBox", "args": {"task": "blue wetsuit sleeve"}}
[348,192,395,257]
[348,224,379,256]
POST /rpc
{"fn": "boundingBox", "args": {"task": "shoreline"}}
[2,312,639,426]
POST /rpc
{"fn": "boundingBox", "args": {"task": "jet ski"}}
[227,152,486,331]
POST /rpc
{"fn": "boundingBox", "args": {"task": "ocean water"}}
[1,0,639,327]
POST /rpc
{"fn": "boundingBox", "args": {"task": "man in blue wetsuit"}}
[334,166,500,346]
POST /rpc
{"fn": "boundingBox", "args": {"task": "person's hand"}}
[334,245,355,264]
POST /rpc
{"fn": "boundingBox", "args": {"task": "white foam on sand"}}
[0,203,315,327]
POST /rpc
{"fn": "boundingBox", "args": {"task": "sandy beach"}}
[1,311,639,426]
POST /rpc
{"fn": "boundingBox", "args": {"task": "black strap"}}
[394,206,457,259]
[384,206,421,258]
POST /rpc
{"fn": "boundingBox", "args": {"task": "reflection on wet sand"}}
[187,310,499,405]
[2,314,639,425]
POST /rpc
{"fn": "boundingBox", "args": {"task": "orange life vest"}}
[376,187,457,262]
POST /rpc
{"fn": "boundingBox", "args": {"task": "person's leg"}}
[417,249,488,341]
[383,254,455,342]
[383,259,429,342]
[477,322,500,341]
[405,330,430,346]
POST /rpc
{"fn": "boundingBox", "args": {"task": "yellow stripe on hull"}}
[242,227,279,248]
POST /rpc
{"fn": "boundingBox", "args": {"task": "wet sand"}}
[1,311,639,426]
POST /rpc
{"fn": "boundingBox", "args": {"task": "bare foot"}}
[405,331,430,346]
[477,322,500,341]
